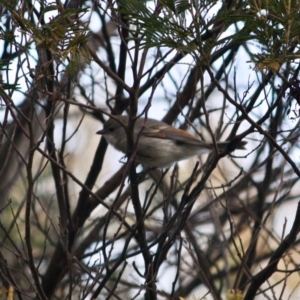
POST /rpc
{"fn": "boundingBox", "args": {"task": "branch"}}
[244,202,300,300]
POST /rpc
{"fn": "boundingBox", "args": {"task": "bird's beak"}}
[96,129,107,135]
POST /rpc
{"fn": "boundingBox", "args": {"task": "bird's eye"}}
[108,127,114,132]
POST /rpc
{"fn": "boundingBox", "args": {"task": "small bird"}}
[97,115,246,168]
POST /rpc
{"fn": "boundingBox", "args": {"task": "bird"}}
[97,115,247,168]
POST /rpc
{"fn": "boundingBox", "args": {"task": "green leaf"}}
[0,60,21,91]
[175,0,191,14]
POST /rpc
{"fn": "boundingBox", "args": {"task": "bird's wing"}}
[141,125,211,147]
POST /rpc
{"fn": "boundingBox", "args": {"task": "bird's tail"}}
[216,140,247,152]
